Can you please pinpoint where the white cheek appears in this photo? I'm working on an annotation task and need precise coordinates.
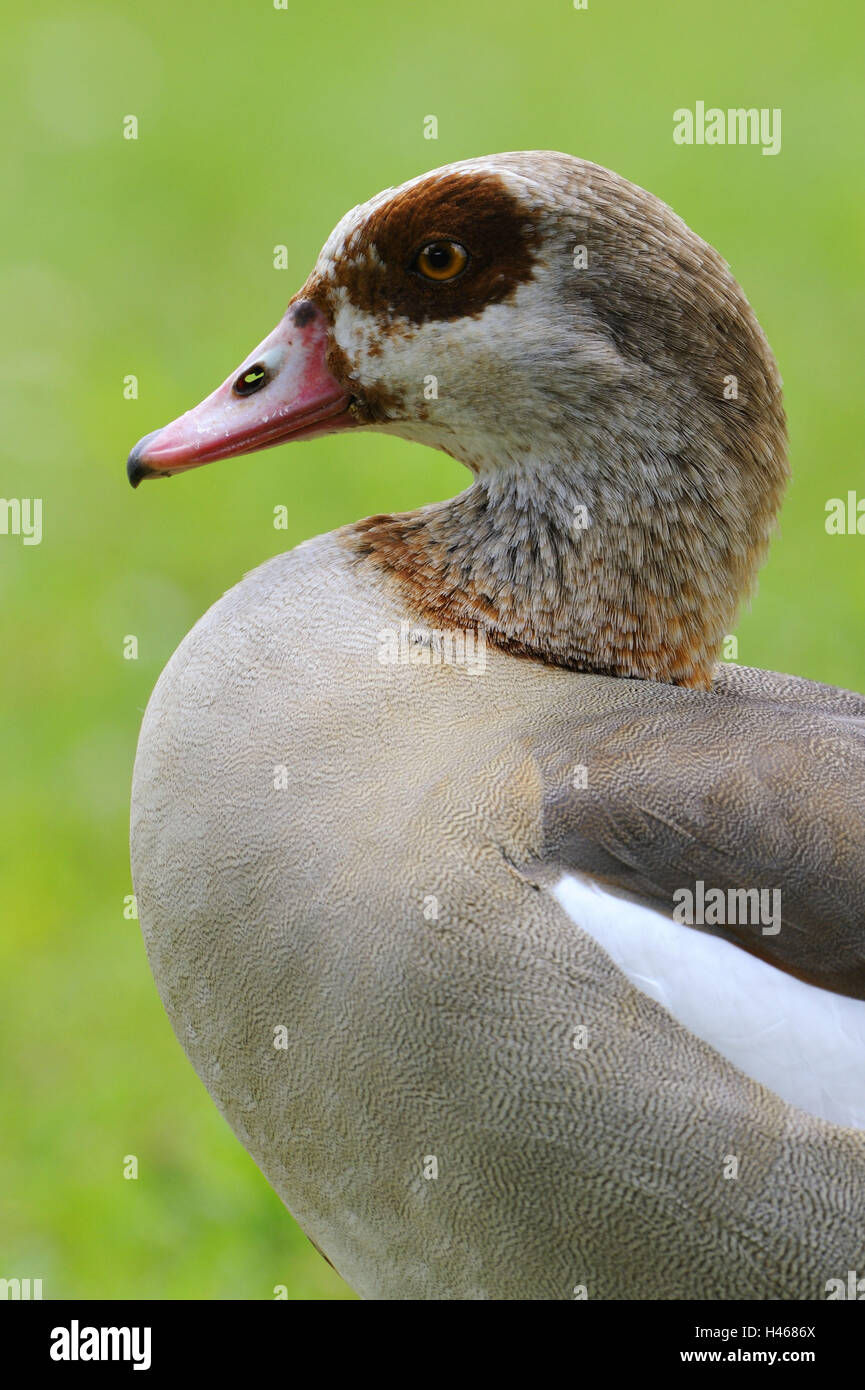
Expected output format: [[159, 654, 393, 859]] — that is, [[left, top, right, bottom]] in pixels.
[[330, 292, 391, 374], [327, 292, 416, 396], [328, 271, 581, 457]]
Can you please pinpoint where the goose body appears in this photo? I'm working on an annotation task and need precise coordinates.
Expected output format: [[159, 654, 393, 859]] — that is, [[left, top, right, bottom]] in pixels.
[[128, 152, 865, 1299]]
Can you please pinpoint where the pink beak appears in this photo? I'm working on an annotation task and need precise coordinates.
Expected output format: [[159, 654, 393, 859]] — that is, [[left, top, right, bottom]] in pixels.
[[127, 299, 356, 487]]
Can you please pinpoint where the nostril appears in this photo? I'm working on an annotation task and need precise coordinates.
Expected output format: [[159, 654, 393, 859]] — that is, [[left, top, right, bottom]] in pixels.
[[233, 363, 270, 397]]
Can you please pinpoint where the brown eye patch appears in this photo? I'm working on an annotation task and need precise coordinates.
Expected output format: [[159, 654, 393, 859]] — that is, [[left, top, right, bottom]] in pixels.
[[323, 170, 544, 326]]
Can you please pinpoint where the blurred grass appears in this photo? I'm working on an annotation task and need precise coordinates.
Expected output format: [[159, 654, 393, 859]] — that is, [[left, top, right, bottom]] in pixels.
[[0, 0, 862, 1299]]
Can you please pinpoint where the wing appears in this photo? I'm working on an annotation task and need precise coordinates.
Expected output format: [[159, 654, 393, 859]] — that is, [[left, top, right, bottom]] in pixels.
[[526, 664, 865, 1000]]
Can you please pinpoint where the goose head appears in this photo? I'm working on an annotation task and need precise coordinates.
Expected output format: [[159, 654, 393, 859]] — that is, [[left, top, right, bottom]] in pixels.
[[127, 152, 787, 688]]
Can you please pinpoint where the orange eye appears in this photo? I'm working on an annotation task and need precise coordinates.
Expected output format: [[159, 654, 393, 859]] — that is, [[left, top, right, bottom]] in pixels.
[[413, 240, 469, 281]]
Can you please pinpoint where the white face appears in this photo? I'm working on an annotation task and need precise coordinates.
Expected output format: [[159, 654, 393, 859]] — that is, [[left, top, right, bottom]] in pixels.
[[299, 156, 633, 480]]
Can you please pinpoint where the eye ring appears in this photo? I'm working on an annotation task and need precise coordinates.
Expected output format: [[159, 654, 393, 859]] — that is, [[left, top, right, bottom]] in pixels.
[[412, 239, 470, 282]]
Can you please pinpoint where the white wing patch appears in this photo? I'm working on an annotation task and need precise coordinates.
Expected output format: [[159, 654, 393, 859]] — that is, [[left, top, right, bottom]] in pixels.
[[553, 873, 865, 1131]]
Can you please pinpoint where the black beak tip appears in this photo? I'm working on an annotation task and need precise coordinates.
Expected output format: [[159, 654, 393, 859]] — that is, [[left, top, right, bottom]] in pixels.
[[127, 429, 166, 489], [126, 453, 146, 489]]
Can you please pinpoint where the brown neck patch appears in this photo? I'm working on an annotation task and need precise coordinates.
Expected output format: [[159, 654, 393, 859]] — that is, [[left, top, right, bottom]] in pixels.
[[310, 170, 545, 327], [340, 479, 764, 689]]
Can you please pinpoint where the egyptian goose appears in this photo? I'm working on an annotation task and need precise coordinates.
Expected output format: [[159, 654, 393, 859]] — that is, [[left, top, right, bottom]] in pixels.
[[127, 152, 865, 1300]]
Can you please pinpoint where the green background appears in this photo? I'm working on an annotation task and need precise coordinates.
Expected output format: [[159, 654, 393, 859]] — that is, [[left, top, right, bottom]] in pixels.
[[1, 0, 862, 1300]]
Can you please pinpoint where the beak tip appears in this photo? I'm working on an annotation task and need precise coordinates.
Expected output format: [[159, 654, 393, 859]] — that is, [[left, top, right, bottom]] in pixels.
[[127, 429, 166, 489]]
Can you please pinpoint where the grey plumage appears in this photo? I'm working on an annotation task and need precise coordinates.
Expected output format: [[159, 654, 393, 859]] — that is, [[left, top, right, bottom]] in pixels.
[[131, 536, 865, 1300]]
